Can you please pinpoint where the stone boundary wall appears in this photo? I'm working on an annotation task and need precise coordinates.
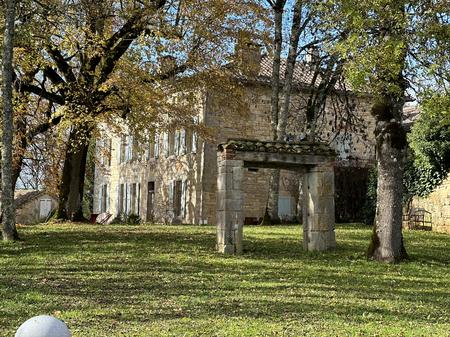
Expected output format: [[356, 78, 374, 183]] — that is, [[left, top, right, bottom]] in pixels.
[[412, 175, 450, 234]]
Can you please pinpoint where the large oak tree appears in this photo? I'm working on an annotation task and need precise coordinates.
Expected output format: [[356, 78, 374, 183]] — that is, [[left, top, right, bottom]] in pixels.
[[10, 0, 263, 221]]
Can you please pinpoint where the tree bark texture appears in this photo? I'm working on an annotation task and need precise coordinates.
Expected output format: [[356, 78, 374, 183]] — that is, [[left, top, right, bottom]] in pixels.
[[1, 0, 19, 241], [269, 4, 284, 139], [266, 3, 284, 223], [56, 125, 92, 221], [367, 98, 408, 262], [277, 0, 302, 139]]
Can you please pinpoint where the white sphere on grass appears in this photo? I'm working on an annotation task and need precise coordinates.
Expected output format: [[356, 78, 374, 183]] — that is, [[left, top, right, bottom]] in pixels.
[[15, 315, 71, 337]]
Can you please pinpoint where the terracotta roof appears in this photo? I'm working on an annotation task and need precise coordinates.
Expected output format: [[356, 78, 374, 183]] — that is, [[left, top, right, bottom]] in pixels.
[[218, 139, 336, 156], [233, 55, 349, 91], [14, 190, 45, 208]]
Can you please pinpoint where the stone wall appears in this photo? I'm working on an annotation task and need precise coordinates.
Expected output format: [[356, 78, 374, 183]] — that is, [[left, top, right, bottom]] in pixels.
[[16, 194, 58, 224], [412, 175, 450, 234]]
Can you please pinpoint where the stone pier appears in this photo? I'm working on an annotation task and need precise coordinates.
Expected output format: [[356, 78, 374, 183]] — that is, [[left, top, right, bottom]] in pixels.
[[303, 164, 336, 251], [216, 151, 244, 254]]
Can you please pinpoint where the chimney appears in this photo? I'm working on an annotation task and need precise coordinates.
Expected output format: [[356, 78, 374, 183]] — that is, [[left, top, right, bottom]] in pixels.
[[235, 31, 261, 77], [306, 46, 320, 66], [158, 55, 177, 78]]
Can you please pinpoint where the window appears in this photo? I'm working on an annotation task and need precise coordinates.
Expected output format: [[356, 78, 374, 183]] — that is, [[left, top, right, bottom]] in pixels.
[[119, 136, 127, 163], [147, 181, 155, 220], [192, 116, 199, 153], [130, 183, 141, 215], [173, 180, 182, 216], [132, 136, 139, 161], [99, 138, 111, 166], [163, 132, 169, 157], [126, 135, 133, 161], [106, 139, 112, 166], [174, 129, 187, 156], [154, 133, 159, 159], [147, 133, 155, 160], [192, 131, 197, 153], [130, 183, 137, 214], [125, 183, 131, 214], [171, 180, 187, 218], [118, 184, 125, 213], [169, 132, 175, 156], [174, 130, 180, 156], [180, 129, 186, 155], [137, 183, 141, 215], [99, 184, 108, 213]]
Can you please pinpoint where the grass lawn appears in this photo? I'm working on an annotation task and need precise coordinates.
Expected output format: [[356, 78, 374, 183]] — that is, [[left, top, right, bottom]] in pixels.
[[1, 223, 449, 336]]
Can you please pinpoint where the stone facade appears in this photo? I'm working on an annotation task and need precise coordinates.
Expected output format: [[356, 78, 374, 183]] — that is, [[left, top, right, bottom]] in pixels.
[[411, 175, 450, 234], [93, 57, 376, 225], [13, 190, 58, 224]]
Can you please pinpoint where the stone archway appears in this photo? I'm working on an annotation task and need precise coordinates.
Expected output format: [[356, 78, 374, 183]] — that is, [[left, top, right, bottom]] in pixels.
[[216, 139, 336, 254]]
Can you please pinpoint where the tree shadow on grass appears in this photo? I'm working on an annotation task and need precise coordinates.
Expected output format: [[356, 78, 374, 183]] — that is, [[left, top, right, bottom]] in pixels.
[[1, 224, 449, 334]]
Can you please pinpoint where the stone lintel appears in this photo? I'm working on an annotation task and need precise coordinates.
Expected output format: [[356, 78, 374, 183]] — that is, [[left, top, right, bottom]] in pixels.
[[234, 152, 334, 168]]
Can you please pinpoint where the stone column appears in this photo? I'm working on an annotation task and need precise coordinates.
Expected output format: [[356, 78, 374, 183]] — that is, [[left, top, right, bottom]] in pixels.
[[302, 163, 336, 251], [216, 149, 244, 254]]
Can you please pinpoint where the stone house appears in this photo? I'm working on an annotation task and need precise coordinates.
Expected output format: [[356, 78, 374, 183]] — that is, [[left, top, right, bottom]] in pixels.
[[13, 190, 58, 224], [93, 50, 376, 225]]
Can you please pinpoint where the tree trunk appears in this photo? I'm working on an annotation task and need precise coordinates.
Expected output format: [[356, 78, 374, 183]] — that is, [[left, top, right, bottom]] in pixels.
[[367, 98, 408, 262], [277, 0, 302, 139], [56, 125, 92, 221], [1, 0, 19, 241], [269, 5, 283, 138], [267, 170, 281, 223], [367, 1, 408, 263], [265, 3, 284, 224]]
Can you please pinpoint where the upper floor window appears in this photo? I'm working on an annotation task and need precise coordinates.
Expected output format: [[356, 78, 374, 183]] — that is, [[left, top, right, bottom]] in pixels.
[[98, 138, 112, 166]]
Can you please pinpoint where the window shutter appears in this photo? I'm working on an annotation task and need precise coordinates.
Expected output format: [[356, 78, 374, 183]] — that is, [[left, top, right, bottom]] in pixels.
[[127, 136, 133, 161], [106, 184, 110, 212], [174, 130, 179, 156], [186, 129, 192, 153], [168, 181, 174, 211], [180, 129, 186, 155], [137, 183, 141, 216], [98, 187, 103, 213], [116, 185, 119, 214], [117, 138, 122, 163], [155, 133, 159, 159], [126, 184, 131, 214], [145, 136, 150, 161], [164, 132, 169, 157], [192, 131, 197, 153], [107, 139, 112, 166], [181, 180, 187, 219]]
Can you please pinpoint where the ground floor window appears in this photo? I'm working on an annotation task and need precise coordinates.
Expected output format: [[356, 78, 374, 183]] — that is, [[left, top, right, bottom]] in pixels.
[[118, 184, 125, 214], [130, 183, 141, 215], [170, 180, 187, 218], [98, 184, 109, 213], [147, 181, 155, 220]]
